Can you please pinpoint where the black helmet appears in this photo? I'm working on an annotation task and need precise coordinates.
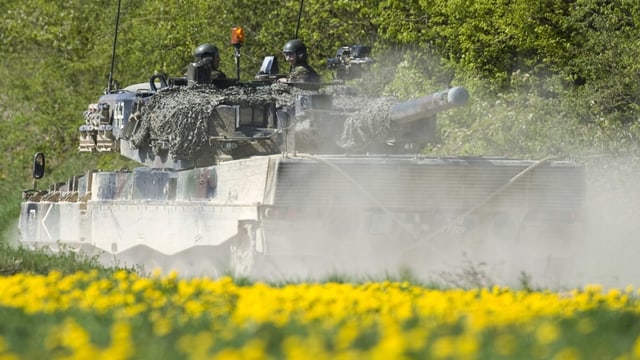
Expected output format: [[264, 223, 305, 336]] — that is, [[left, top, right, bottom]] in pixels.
[[193, 43, 219, 60], [283, 39, 308, 62]]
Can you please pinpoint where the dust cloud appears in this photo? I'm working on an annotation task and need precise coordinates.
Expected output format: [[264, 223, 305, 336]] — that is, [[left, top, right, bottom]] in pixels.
[[572, 156, 640, 288], [420, 155, 640, 291]]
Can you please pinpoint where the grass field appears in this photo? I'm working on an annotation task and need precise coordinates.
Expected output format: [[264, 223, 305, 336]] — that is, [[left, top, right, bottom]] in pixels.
[[1, 269, 640, 359]]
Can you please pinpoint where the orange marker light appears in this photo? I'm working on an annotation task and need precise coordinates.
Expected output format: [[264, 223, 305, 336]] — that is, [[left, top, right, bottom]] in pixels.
[[231, 26, 244, 45]]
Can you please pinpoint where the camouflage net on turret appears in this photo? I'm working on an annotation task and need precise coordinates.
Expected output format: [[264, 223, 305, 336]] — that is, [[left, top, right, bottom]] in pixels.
[[129, 82, 399, 158], [130, 83, 300, 160], [333, 94, 397, 151]]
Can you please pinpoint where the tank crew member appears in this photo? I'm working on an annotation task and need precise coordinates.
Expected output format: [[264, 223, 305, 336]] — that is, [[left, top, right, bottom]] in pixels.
[[278, 39, 320, 83], [192, 43, 227, 80]]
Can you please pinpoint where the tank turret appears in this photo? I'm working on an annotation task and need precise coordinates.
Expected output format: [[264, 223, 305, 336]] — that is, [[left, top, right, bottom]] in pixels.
[[77, 78, 468, 169]]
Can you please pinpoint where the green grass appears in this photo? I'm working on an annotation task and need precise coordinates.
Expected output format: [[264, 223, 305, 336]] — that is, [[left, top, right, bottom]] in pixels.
[[0, 242, 126, 277]]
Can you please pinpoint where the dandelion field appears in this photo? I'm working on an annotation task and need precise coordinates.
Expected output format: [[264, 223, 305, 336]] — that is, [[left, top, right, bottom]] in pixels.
[[0, 270, 639, 359]]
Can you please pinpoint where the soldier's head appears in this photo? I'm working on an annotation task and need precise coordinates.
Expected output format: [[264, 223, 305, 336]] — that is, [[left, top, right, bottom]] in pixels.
[[282, 39, 308, 65], [193, 43, 220, 69]]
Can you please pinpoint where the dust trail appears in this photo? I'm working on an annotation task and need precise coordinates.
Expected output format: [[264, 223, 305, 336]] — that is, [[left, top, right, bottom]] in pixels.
[[435, 155, 640, 290], [574, 156, 640, 288]]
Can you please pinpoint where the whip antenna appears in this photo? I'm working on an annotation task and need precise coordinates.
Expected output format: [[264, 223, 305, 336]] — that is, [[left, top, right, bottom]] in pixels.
[[107, 0, 122, 94], [294, 0, 304, 39], [289, 0, 304, 73]]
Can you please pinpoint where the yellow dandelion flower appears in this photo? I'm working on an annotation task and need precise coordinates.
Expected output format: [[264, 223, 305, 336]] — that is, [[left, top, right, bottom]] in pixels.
[[237, 339, 268, 360], [494, 333, 516, 357], [213, 348, 245, 360], [0, 337, 8, 352], [632, 335, 640, 359], [576, 318, 595, 335], [99, 321, 135, 360], [183, 299, 205, 318], [282, 335, 331, 360], [153, 317, 173, 337], [553, 347, 581, 360], [456, 333, 479, 359], [150, 268, 163, 278], [535, 321, 560, 345], [583, 284, 603, 295], [177, 331, 215, 359], [0, 337, 19, 360], [431, 336, 455, 359]]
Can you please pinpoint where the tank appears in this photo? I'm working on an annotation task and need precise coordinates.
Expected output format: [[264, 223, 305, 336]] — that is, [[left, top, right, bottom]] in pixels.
[[18, 55, 586, 284]]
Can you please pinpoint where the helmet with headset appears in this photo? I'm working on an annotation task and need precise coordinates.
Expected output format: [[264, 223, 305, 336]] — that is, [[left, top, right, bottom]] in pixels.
[[282, 39, 308, 62]]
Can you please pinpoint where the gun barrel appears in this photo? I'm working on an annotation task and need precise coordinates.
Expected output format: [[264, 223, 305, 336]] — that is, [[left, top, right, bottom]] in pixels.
[[389, 87, 469, 124]]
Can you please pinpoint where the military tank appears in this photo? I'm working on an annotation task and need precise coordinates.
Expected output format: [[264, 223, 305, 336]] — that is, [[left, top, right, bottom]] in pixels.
[[18, 38, 585, 283]]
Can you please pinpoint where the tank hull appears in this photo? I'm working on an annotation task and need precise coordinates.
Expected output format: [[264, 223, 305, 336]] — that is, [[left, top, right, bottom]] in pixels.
[[19, 154, 586, 284]]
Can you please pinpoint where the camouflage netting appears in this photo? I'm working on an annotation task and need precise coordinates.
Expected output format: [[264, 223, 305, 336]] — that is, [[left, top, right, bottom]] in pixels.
[[128, 82, 398, 158], [130, 83, 301, 160], [332, 93, 397, 151]]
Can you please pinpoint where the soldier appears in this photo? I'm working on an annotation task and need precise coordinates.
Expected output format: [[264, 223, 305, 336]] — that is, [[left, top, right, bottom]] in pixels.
[[192, 43, 227, 80], [279, 39, 320, 83]]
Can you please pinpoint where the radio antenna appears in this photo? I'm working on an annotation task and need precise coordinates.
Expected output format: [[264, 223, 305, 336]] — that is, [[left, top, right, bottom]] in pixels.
[[294, 0, 304, 39], [107, 0, 123, 94]]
